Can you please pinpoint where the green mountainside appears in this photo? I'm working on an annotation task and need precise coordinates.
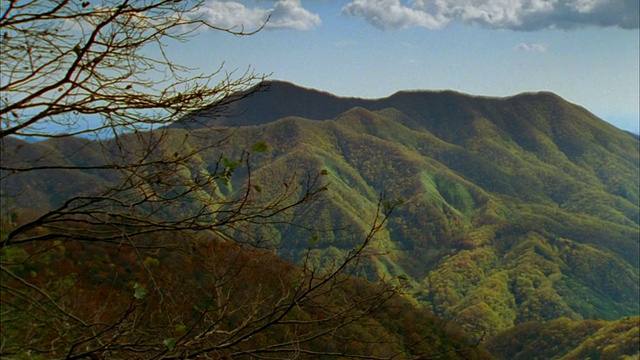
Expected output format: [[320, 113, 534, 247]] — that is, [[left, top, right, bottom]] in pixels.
[[485, 316, 639, 359], [2, 81, 638, 357]]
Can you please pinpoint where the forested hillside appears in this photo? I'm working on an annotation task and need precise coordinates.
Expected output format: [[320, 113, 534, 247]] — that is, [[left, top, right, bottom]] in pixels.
[[2, 81, 638, 358], [180, 81, 639, 335]]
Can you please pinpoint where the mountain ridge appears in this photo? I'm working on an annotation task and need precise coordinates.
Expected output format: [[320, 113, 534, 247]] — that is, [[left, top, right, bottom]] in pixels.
[[3, 80, 638, 357], [178, 80, 630, 135], [174, 89, 639, 339]]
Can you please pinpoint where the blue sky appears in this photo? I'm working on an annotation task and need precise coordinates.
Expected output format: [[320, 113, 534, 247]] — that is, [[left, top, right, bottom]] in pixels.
[[173, 0, 639, 132]]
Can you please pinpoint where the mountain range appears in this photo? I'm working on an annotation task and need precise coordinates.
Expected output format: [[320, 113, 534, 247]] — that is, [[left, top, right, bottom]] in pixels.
[[2, 80, 638, 358]]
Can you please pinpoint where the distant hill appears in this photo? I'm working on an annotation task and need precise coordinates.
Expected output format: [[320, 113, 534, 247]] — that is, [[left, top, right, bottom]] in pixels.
[[3, 81, 638, 358], [172, 81, 373, 128]]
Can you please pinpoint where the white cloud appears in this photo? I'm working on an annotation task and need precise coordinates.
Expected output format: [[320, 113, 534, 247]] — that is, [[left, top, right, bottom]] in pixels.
[[516, 42, 549, 52], [196, 1, 269, 31], [569, 0, 601, 13], [342, 0, 448, 29], [343, 0, 639, 30], [195, 0, 320, 31], [268, 0, 321, 30]]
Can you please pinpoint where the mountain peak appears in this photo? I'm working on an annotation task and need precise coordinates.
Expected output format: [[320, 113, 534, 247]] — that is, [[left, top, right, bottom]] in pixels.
[[174, 80, 618, 144], [174, 80, 373, 128]]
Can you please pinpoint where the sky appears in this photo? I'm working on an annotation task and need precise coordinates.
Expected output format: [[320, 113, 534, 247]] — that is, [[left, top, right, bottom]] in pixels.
[[171, 0, 639, 133]]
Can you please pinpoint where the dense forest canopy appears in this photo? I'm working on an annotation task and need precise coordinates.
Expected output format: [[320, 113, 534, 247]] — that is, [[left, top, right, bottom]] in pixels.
[[1, 0, 638, 357]]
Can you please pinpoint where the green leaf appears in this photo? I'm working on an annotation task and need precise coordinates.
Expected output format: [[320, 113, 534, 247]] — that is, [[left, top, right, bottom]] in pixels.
[[251, 141, 268, 153], [253, 184, 262, 192], [164, 337, 175, 351], [219, 177, 229, 186], [133, 283, 147, 299], [222, 157, 240, 171], [175, 324, 187, 333], [320, 169, 329, 175], [397, 274, 409, 281], [309, 233, 318, 246]]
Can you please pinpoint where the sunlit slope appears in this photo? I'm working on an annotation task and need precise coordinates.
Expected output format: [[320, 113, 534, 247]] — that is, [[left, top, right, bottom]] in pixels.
[[3, 82, 638, 348], [192, 96, 638, 340]]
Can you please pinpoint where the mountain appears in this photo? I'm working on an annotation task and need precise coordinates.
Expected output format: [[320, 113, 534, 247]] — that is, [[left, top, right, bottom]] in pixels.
[[2, 81, 638, 358], [172, 81, 373, 128], [484, 316, 639, 359]]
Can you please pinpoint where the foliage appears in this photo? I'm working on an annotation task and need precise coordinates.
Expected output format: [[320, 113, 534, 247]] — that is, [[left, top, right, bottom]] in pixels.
[[172, 84, 639, 349], [0, 226, 491, 359], [485, 316, 640, 359]]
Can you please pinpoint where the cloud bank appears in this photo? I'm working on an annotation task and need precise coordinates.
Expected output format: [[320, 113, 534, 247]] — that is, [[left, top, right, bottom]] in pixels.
[[196, 0, 321, 31], [342, 0, 639, 30]]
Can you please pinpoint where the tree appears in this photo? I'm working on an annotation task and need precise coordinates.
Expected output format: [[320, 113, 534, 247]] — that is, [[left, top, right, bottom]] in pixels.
[[0, 0, 265, 140], [0, 1, 485, 359], [0, 0, 275, 246]]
